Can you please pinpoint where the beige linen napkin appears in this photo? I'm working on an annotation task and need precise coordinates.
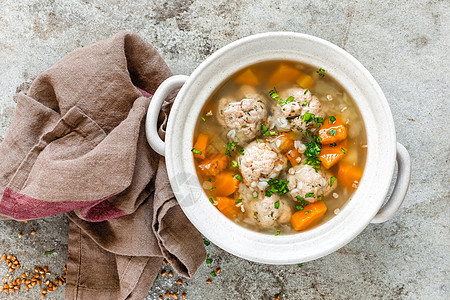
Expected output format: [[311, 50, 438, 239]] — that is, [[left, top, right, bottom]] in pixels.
[[0, 31, 205, 299]]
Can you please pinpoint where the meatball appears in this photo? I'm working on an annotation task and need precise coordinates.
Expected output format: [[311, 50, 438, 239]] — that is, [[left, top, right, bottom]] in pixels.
[[244, 194, 291, 228], [219, 98, 267, 143], [286, 164, 336, 202], [238, 141, 287, 186], [270, 88, 323, 132]]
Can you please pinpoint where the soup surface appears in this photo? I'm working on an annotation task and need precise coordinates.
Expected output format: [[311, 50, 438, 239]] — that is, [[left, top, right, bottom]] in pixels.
[[192, 60, 366, 235]]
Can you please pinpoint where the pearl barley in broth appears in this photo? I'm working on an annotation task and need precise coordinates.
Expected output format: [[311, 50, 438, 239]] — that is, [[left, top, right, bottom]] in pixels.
[[191, 61, 367, 235]]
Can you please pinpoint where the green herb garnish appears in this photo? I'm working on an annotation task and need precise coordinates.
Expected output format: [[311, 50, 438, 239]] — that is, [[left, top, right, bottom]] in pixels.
[[274, 201, 280, 209], [275, 230, 281, 236], [305, 210, 312, 215], [302, 101, 308, 106], [206, 258, 213, 264], [341, 148, 346, 154], [265, 179, 290, 197], [44, 249, 55, 255], [302, 112, 315, 124], [304, 89, 309, 95], [235, 199, 243, 204], [305, 192, 314, 198], [269, 131, 277, 136], [191, 148, 202, 155], [262, 123, 269, 136], [329, 116, 336, 124], [209, 198, 214, 204], [327, 129, 337, 136], [316, 67, 326, 78], [303, 139, 322, 170], [330, 176, 336, 187], [232, 160, 239, 169], [297, 263, 303, 268], [329, 143, 337, 147], [210, 187, 216, 191], [203, 239, 211, 246], [233, 174, 243, 181], [225, 142, 238, 157], [153, 274, 159, 283], [295, 205, 304, 210], [210, 271, 217, 277], [318, 196, 323, 201], [269, 88, 295, 106], [201, 117, 206, 121], [314, 117, 324, 123]]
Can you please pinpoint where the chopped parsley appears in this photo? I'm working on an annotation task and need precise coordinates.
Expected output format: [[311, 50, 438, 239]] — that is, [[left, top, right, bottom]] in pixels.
[[275, 230, 281, 236], [203, 239, 211, 246], [314, 117, 324, 123], [316, 67, 326, 78], [201, 117, 206, 121], [305, 192, 314, 198], [341, 148, 346, 154], [232, 174, 243, 181], [191, 148, 202, 155], [44, 249, 55, 255], [225, 142, 238, 157], [208, 178, 212, 182], [302, 112, 315, 124], [274, 201, 280, 209], [330, 176, 336, 187], [329, 143, 337, 147], [209, 198, 214, 204], [269, 88, 295, 106], [237, 147, 245, 155], [206, 258, 213, 264], [318, 196, 323, 201], [153, 274, 159, 283], [304, 89, 309, 95], [329, 116, 336, 124], [235, 199, 243, 204], [327, 129, 337, 136], [297, 263, 303, 268], [265, 179, 290, 197], [303, 139, 322, 170], [302, 101, 308, 106], [269, 131, 277, 136], [232, 160, 239, 169], [210, 187, 216, 191], [262, 123, 269, 136], [305, 210, 312, 215], [210, 271, 216, 277], [296, 196, 309, 206]]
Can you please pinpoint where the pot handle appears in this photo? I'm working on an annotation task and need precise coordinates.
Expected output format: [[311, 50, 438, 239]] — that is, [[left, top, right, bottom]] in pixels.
[[371, 142, 411, 223], [145, 75, 189, 156]]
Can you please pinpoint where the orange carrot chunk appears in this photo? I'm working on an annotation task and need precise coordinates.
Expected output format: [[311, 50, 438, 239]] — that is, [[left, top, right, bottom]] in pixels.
[[234, 68, 260, 86], [214, 171, 240, 196], [319, 141, 348, 169], [274, 133, 295, 153], [198, 154, 229, 177], [287, 149, 301, 166], [215, 197, 240, 218], [338, 163, 363, 190], [318, 115, 347, 145], [296, 73, 314, 89], [291, 201, 327, 231], [192, 133, 209, 160], [268, 63, 301, 86]]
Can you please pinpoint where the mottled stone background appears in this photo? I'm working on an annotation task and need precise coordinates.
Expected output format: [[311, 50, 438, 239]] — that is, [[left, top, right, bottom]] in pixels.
[[0, 1, 448, 299]]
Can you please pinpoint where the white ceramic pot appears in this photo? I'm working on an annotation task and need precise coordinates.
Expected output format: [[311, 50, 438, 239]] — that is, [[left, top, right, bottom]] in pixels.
[[145, 32, 411, 264]]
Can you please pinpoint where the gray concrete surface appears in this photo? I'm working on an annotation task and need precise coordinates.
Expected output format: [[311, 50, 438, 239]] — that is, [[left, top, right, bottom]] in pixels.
[[0, 0, 449, 299]]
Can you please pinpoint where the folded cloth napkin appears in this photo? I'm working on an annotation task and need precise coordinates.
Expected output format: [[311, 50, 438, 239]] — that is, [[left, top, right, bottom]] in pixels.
[[0, 31, 206, 299]]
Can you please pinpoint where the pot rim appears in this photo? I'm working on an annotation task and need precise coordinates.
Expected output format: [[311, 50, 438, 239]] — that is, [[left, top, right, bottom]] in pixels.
[[164, 32, 396, 264]]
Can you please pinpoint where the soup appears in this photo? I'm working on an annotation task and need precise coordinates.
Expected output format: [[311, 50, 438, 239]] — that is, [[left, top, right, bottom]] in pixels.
[[191, 60, 367, 235]]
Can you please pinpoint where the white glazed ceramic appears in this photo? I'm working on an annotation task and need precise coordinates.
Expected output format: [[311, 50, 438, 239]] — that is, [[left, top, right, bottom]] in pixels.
[[145, 32, 411, 264]]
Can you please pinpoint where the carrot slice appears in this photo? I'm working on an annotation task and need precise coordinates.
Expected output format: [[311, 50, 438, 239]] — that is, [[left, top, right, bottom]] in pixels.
[[234, 68, 260, 86], [193, 133, 209, 159], [214, 171, 240, 196], [296, 73, 314, 89], [198, 154, 229, 177], [287, 149, 301, 166], [215, 197, 240, 218], [268, 64, 301, 86], [338, 163, 363, 190], [318, 115, 347, 145], [319, 141, 348, 169], [274, 133, 295, 153], [291, 201, 327, 231]]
